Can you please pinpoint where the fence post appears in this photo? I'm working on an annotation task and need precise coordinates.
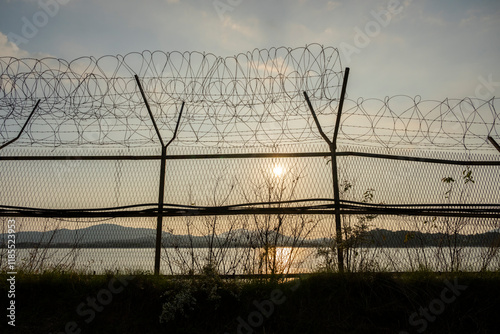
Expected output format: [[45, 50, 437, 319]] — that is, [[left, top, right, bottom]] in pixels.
[[135, 75, 185, 275], [155, 102, 184, 275], [154, 145, 167, 275], [329, 145, 343, 271], [303, 67, 350, 272], [331, 68, 350, 272]]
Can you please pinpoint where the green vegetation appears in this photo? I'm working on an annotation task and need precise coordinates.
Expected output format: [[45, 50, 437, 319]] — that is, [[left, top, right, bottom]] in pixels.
[[2, 269, 500, 333]]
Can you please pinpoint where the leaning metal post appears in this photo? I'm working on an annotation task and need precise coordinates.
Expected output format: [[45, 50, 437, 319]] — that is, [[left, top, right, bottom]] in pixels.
[[0, 99, 41, 150], [488, 136, 500, 154], [135, 74, 185, 275], [304, 67, 350, 272], [332, 67, 350, 272]]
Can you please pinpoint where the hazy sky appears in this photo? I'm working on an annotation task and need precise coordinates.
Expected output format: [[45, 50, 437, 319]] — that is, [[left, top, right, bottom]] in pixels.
[[0, 0, 499, 100]]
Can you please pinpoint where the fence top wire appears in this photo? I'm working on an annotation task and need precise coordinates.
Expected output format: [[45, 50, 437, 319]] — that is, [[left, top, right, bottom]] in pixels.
[[0, 44, 499, 151]]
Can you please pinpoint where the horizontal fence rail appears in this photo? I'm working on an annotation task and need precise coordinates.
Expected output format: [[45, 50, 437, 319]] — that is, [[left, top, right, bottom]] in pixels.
[[2, 151, 499, 164], [2, 202, 500, 218]]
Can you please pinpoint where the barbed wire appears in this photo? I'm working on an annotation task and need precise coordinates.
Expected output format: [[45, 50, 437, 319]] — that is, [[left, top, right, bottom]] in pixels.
[[0, 44, 498, 150], [341, 96, 499, 150]]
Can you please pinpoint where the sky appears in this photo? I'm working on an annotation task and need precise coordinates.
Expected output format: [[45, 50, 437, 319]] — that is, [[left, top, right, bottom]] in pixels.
[[0, 0, 499, 101]]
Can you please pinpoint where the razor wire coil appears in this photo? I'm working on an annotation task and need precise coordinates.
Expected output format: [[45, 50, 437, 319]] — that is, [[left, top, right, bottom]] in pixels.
[[0, 44, 498, 151]]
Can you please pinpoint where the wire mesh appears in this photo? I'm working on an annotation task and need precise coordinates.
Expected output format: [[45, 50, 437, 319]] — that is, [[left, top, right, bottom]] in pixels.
[[1, 144, 498, 273], [335, 146, 500, 272], [1, 45, 499, 274]]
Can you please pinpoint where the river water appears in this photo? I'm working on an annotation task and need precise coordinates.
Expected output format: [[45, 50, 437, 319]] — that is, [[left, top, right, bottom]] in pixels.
[[6, 246, 500, 274]]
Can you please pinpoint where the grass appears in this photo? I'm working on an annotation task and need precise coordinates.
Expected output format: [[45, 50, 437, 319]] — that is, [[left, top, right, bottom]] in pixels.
[[1, 269, 500, 333]]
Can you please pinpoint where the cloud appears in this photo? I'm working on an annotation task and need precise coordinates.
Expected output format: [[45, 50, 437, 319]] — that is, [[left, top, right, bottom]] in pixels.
[[421, 14, 447, 27], [221, 16, 261, 40], [460, 7, 500, 32], [0, 31, 54, 60], [0, 31, 30, 58], [326, 1, 341, 11]]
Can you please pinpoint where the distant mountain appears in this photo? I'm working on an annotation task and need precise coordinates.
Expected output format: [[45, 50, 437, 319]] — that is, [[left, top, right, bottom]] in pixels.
[[1, 224, 498, 248], [338, 228, 500, 248], [0, 223, 159, 248], [0, 224, 316, 248]]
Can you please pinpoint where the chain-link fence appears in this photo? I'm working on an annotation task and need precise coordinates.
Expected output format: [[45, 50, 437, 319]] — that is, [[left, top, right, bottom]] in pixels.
[[1, 144, 499, 274], [1, 45, 499, 275]]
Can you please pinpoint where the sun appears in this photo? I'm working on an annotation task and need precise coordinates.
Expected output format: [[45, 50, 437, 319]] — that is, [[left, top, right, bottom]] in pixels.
[[272, 164, 284, 177]]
